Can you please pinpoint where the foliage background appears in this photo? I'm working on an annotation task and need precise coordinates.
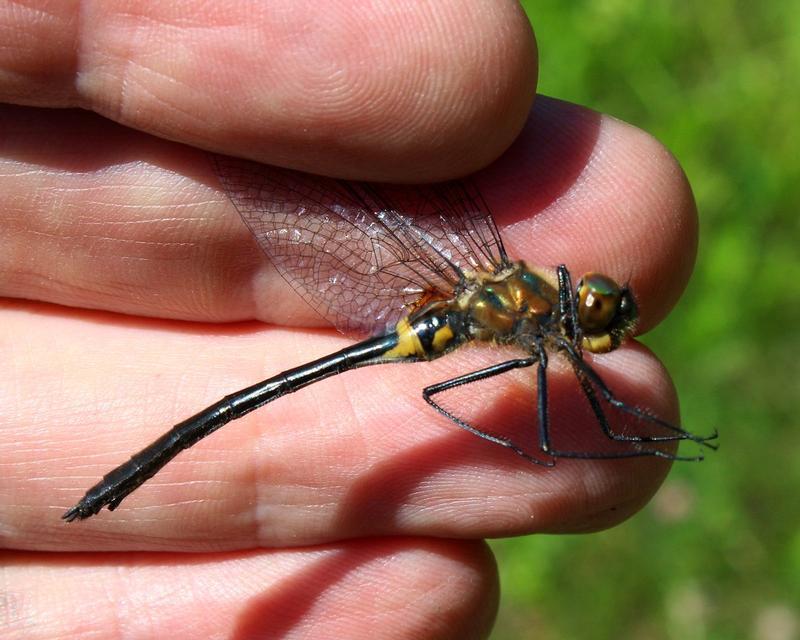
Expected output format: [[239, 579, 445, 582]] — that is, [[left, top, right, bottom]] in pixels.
[[490, 3, 800, 639]]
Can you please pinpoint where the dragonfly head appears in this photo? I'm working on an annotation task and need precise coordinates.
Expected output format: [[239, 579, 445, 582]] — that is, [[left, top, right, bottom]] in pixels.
[[575, 273, 638, 353]]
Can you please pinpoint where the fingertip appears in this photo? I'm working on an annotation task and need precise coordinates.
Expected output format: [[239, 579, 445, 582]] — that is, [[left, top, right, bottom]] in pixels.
[[610, 124, 699, 332]]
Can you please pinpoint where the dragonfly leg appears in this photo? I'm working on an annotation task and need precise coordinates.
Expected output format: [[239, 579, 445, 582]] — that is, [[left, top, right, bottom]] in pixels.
[[533, 344, 700, 462], [557, 264, 582, 349], [557, 338, 719, 451], [421, 357, 551, 466], [535, 339, 718, 461]]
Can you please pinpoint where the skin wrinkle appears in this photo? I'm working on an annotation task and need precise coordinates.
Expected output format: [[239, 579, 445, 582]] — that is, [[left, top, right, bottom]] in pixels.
[[112, 14, 171, 121], [334, 367, 374, 467], [133, 73, 203, 132], [0, 3, 70, 104], [100, 564, 125, 639]]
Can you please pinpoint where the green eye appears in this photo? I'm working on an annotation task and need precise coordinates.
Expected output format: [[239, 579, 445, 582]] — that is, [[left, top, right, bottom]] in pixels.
[[577, 273, 621, 332]]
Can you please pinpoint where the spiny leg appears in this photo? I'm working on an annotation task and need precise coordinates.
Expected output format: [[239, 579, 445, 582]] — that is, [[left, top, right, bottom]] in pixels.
[[423, 351, 697, 465], [532, 337, 710, 461], [574, 363, 712, 461], [572, 361, 707, 448], [421, 357, 552, 466], [558, 337, 718, 449]]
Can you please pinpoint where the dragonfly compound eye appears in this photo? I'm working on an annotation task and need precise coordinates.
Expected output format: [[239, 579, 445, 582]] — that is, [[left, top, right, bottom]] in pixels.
[[577, 273, 621, 332], [575, 272, 639, 353]]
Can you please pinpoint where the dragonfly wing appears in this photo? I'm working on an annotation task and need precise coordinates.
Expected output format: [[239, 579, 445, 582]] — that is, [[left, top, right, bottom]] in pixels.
[[212, 155, 509, 336], [366, 179, 509, 276]]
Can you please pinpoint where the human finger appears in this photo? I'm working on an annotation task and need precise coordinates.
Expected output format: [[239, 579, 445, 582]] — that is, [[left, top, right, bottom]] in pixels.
[[1, 538, 497, 639], [0, 0, 536, 181]]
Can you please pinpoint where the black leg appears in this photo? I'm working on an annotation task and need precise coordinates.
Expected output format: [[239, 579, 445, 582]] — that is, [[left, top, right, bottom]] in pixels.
[[423, 336, 717, 466], [535, 339, 551, 453], [573, 363, 696, 444], [525, 337, 683, 460], [421, 357, 552, 466], [557, 264, 581, 350], [558, 337, 719, 451]]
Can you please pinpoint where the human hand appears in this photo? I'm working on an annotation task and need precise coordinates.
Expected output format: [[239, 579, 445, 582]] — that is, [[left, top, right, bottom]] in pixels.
[[1, 2, 697, 638]]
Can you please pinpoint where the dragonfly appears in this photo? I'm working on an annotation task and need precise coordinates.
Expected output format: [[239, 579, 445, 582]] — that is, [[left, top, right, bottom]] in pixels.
[[63, 155, 718, 521]]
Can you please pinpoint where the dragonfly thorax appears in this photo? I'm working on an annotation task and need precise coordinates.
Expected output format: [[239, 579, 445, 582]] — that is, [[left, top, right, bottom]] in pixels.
[[384, 263, 639, 362], [383, 262, 561, 361], [460, 262, 559, 344]]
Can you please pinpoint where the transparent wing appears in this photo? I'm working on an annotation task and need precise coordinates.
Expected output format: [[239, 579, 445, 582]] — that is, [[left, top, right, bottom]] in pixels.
[[212, 154, 510, 336]]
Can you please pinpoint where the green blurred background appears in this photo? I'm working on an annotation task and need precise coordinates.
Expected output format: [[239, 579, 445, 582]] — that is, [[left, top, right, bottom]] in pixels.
[[490, 2, 800, 639]]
